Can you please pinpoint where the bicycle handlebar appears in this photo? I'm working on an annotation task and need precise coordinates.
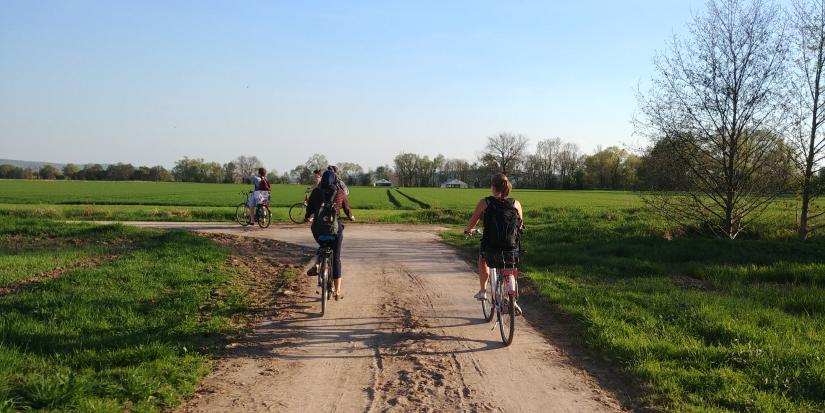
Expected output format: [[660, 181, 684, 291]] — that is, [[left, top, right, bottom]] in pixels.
[[303, 215, 355, 224], [464, 227, 481, 240]]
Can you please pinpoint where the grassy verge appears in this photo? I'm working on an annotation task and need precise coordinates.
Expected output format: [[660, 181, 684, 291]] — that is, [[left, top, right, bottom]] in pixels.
[[443, 207, 825, 412], [0, 220, 141, 288], [0, 219, 252, 412], [0, 203, 469, 225]]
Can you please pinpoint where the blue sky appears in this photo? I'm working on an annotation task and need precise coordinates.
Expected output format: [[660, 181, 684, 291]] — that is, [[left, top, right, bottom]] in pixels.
[[0, 0, 700, 171]]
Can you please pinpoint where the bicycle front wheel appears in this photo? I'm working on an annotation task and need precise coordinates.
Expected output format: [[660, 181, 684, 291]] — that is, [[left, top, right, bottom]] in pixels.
[[258, 206, 272, 228], [498, 280, 516, 346], [235, 203, 250, 226], [289, 202, 305, 224]]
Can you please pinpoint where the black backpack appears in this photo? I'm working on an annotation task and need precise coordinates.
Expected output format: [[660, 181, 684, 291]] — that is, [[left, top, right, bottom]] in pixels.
[[311, 187, 339, 239], [483, 196, 520, 251]]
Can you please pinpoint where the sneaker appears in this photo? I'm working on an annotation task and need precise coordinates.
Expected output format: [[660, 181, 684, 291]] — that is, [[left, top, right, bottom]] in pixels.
[[307, 265, 318, 277], [473, 289, 487, 300]]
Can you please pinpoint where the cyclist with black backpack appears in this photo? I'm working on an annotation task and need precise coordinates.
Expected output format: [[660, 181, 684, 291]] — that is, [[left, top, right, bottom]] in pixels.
[[304, 169, 354, 300], [464, 173, 523, 314]]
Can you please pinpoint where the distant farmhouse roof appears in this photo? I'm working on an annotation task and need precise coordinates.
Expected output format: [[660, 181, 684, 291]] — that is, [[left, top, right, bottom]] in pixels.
[[372, 178, 393, 187], [441, 178, 468, 188]]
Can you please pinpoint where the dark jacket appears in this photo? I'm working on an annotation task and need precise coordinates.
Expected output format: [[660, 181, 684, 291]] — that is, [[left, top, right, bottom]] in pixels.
[[304, 171, 352, 221]]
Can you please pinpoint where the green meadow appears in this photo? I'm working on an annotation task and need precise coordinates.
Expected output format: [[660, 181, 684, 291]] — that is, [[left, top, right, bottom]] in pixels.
[[0, 219, 251, 412], [444, 206, 825, 412]]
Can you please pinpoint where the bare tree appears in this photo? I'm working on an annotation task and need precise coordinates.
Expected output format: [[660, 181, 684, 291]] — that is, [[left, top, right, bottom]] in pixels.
[[535, 138, 562, 188], [335, 162, 364, 185], [234, 155, 264, 181], [443, 158, 471, 182], [558, 142, 582, 188], [638, 0, 790, 239], [393, 152, 418, 187], [482, 132, 529, 175], [289, 154, 329, 184], [789, 0, 825, 239]]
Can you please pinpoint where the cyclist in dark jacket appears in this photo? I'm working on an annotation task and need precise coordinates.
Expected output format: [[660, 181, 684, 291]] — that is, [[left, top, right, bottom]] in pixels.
[[304, 169, 354, 299]]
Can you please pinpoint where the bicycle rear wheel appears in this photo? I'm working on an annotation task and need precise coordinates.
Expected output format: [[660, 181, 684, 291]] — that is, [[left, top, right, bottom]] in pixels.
[[289, 202, 305, 224], [320, 258, 328, 316], [481, 269, 496, 322], [235, 203, 250, 226], [258, 206, 272, 228], [498, 278, 516, 346]]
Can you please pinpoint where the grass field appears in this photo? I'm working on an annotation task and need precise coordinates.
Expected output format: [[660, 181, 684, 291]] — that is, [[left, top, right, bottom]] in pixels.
[[445, 207, 825, 412], [0, 181, 802, 237], [0, 180, 402, 209], [0, 180, 643, 210], [0, 219, 251, 412], [1, 179, 823, 411]]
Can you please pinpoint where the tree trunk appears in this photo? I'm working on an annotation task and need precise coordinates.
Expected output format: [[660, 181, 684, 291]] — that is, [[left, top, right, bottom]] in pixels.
[[799, 175, 811, 240], [799, 36, 823, 240]]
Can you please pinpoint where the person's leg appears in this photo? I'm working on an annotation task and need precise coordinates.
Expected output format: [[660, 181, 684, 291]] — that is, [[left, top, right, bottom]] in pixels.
[[473, 254, 490, 300], [246, 196, 256, 224], [478, 255, 490, 291], [332, 223, 344, 296]]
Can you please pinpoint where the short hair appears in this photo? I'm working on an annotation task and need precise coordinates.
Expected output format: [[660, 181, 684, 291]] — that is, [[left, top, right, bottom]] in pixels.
[[258, 167, 266, 176], [313, 169, 322, 176]]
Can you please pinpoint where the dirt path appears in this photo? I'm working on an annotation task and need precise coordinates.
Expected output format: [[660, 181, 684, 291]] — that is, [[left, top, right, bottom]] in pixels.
[[128, 222, 627, 412]]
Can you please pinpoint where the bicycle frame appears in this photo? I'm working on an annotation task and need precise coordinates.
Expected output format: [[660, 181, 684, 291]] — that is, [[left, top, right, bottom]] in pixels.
[[487, 262, 519, 311]]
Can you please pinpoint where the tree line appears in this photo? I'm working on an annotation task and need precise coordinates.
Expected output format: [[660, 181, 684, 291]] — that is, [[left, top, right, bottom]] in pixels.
[[0, 163, 175, 181], [1, 138, 745, 192], [286, 142, 648, 190], [0, 156, 281, 184]]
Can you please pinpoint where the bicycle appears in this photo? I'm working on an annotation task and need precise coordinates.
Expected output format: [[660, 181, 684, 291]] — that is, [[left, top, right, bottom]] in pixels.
[[235, 191, 272, 228], [313, 234, 337, 316], [288, 189, 311, 224], [466, 229, 520, 346]]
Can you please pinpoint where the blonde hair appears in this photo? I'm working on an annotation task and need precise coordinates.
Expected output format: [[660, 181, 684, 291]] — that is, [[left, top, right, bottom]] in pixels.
[[491, 173, 512, 197]]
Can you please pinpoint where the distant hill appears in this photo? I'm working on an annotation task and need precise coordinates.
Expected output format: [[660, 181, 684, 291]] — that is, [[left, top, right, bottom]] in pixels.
[[0, 159, 67, 170]]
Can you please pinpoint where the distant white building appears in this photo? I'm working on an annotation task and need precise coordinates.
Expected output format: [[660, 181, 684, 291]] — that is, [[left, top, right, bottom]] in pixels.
[[373, 178, 393, 187], [441, 178, 468, 188]]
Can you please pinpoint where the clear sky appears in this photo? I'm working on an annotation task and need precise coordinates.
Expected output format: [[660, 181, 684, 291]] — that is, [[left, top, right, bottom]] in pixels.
[[0, 0, 700, 172]]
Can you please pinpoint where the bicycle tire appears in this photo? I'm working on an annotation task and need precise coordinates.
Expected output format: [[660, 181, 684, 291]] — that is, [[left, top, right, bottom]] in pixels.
[[258, 206, 272, 228], [481, 269, 495, 322], [235, 203, 250, 226], [498, 278, 516, 346], [289, 202, 305, 224], [320, 258, 328, 316]]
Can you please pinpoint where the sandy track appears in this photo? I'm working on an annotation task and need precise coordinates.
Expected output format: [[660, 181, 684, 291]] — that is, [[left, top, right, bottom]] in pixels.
[[127, 222, 625, 413]]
